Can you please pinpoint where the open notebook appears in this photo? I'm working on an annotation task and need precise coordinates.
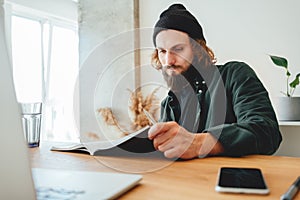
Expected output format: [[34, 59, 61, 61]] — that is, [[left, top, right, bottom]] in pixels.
[[0, 6, 142, 199]]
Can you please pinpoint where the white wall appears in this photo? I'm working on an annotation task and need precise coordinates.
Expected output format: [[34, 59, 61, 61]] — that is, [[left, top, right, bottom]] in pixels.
[[139, 0, 300, 157], [275, 126, 300, 157], [78, 0, 137, 140], [140, 0, 300, 98]]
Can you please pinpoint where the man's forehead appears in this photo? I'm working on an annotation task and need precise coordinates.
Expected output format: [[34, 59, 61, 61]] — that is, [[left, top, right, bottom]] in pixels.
[[156, 29, 190, 49]]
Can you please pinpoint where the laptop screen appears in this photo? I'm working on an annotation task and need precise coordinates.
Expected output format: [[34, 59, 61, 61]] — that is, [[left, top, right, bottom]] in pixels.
[[0, 3, 36, 199]]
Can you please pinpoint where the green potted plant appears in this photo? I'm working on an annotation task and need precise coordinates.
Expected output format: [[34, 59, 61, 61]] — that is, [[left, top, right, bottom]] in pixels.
[[269, 55, 300, 121]]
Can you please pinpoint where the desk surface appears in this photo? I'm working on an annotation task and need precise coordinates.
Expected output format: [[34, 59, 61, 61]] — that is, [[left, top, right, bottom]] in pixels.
[[30, 142, 300, 200]]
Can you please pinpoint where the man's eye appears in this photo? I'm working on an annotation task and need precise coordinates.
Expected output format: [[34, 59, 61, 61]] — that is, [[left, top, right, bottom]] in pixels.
[[174, 47, 183, 52], [158, 49, 166, 54]]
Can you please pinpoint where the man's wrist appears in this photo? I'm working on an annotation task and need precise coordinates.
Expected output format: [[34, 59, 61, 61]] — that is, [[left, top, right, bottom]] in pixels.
[[195, 133, 224, 157]]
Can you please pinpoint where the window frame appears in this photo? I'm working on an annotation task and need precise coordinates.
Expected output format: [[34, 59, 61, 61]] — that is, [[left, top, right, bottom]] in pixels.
[[5, 0, 80, 142]]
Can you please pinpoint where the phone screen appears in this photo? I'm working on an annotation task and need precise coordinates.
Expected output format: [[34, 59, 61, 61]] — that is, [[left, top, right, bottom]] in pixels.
[[216, 167, 269, 194]]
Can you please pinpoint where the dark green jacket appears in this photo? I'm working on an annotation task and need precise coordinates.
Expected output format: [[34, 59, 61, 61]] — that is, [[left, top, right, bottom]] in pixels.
[[160, 61, 282, 157]]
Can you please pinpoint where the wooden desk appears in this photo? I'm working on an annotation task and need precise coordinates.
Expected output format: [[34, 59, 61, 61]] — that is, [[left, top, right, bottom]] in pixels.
[[30, 142, 300, 200]]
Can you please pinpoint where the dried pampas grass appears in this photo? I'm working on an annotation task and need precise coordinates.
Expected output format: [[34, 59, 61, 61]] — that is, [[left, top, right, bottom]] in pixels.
[[97, 107, 128, 135], [97, 87, 161, 137], [97, 107, 119, 126], [81, 132, 101, 142], [128, 87, 160, 130]]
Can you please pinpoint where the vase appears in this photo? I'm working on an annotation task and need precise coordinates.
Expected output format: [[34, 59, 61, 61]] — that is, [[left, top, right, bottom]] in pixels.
[[273, 97, 300, 121]]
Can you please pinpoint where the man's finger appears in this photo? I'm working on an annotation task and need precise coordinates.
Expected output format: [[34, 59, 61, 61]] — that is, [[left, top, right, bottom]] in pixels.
[[148, 122, 175, 139]]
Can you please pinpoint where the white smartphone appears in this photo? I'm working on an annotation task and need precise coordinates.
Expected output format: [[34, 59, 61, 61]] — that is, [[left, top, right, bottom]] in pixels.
[[215, 167, 269, 195]]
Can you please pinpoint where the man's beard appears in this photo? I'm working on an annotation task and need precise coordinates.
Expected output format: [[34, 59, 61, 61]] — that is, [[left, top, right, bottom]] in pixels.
[[162, 65, 190, 92]]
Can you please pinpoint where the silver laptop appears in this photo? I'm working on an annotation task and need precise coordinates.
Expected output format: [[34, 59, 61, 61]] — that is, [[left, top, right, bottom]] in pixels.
[[0, 6, 142, 200]]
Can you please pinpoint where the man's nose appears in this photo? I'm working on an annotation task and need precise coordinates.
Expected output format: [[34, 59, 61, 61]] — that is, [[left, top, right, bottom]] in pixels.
[[166, 51, 176, 66]]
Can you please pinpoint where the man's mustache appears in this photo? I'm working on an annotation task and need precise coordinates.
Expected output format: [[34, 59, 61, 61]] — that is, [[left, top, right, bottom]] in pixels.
[[163, 65, 182, 70]]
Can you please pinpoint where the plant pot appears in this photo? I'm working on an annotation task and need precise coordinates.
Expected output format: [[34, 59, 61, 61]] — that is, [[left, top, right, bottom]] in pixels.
[[273, 97, 300, 121]]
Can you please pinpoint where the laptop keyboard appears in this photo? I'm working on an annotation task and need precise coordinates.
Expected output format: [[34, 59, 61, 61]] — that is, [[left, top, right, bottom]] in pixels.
[[36, 187, 85, 200]]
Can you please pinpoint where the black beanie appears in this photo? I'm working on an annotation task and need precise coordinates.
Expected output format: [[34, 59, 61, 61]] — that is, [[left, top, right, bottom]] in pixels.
[[153, 4, 206, 47]]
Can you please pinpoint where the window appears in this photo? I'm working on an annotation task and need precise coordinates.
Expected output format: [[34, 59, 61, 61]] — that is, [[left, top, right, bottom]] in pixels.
[[7, 1, 79, 142]]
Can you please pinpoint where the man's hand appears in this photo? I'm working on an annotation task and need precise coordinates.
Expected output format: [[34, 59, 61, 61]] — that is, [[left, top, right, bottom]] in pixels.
[[148, 121, 224, 159]]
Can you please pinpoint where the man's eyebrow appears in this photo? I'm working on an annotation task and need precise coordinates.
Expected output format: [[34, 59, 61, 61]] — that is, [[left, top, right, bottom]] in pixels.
[[171, 43, 185, 49], [156, 43, 187, 50]]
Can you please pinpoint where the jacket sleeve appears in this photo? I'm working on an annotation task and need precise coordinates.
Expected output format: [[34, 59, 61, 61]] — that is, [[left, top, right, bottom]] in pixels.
[[205, 62, 282, 157]]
